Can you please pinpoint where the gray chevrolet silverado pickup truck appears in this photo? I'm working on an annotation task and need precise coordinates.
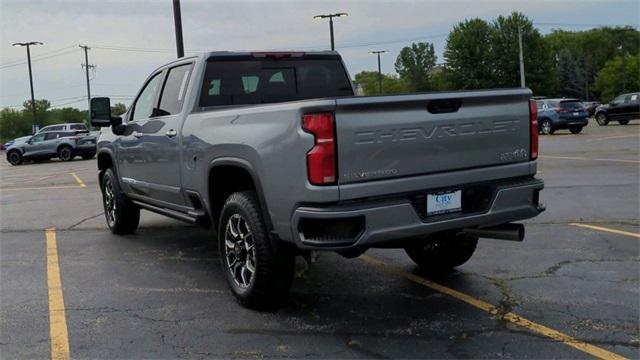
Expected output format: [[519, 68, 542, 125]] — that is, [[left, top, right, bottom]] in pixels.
[[90, 51, 544, 308]]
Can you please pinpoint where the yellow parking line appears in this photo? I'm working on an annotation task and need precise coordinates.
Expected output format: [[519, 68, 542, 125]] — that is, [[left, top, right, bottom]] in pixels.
[[540, 155, 640, 164], [70, 172, 86, 187], [570, 223, 640, 239], [46, 228, 70, 360], [359, 254, 628, 360], [0, 185, 84, 192]]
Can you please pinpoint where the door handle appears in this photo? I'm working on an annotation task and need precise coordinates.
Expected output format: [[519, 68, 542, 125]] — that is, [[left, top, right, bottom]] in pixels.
[[165, 129, 177, 138], [132, 131, 143, 138]]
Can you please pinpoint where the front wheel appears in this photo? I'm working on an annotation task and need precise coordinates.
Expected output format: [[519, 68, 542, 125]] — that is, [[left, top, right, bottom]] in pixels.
[[101, 168, 140, 234], [219, 191, 295, 309], [7, 150, 22, 166], [58, 146, 75, 161], [619, 120, 630, 125], [404, 233, 478, 271], [595, 113, 609, 126], [569, 126, 583, 134], [540, 119, 554, 135]]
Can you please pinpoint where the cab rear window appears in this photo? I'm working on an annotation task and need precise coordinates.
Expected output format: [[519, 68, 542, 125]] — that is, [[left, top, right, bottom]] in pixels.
[[199, 57, 353, 108], [560, 101, 584, 111]]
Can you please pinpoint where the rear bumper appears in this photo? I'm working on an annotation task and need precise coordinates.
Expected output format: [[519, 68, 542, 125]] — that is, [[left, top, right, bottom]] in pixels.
[[75, 143, 96, 154], [290, 177, 544, 250], [554, 117, 589, 128]]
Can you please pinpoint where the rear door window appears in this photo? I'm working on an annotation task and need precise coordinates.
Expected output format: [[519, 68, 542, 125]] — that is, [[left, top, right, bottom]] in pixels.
[[70, 124, 87, 130], [158, 63, 193, 116], [44, 132, 61, 141]]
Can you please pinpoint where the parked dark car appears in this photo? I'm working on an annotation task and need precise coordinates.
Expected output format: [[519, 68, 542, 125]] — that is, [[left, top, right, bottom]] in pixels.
[[535, 98, 589, 135], [594, 92, 640, 126], [582, 101, 600, 116]]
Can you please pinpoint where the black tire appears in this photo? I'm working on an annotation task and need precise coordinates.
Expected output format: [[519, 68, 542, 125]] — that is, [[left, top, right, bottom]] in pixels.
[[58, 145, 75, 161], [619, 119, 630, 125], [7, 150, 22, 166], [100, 168, 140, 234], [81, 153, 95, 160], [218, 191, 295, 309], [405, 233, 478, 271], [540, 119, 554, 135], [569, 126, 583, 134], [595, 112, 609, 126]]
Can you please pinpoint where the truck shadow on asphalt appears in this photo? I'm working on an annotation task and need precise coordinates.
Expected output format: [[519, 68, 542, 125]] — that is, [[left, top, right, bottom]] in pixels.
[[105, 226, 518, 356]]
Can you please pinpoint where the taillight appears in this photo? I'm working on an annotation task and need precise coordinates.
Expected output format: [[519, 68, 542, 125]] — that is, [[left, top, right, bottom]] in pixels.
[[302, 113, 336, 185], [529, 99, 538, 160]]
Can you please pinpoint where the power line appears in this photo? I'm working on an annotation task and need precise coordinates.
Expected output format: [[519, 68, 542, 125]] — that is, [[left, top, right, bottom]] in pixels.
[[0, 48, 79, 69], [0, 45, 76, 66]]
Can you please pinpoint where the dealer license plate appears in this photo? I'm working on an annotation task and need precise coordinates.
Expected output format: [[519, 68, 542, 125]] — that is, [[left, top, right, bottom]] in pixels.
[[427, 190, 462, 216], [573, 112, 579, 116]]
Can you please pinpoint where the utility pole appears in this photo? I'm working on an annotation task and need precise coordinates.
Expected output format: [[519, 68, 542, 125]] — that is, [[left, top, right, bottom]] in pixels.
[[369, 50, 388, 94], [79, 45, 95, 125], [518, 27, 525, 88], [12, 41, 43, 134], [173, 0, 185, 58], [313, 13, 348, 51]]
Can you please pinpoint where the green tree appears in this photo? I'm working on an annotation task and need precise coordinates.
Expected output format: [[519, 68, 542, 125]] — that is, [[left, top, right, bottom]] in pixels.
[[443, 18, 495, 89], [595, 54, 640, 103], [0, 108, 31, 143], [354, 71, 412, 95], [394, 42, 437, 91], [556, 49, 584, 99], [545, 26, 639, 100], [22, 99, 51, 128], [491, 12, 553, 95], [111, 103, 127, 116]]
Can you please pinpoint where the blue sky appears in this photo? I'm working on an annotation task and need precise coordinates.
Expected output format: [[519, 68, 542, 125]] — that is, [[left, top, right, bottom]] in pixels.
[[1, 0, 638, 110]]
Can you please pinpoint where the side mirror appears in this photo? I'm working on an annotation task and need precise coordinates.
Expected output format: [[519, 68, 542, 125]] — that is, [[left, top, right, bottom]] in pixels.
[[90, 97, 113, 127]]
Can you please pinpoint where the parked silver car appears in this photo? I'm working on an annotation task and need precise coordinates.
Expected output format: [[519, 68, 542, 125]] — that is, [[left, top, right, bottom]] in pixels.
[[5, 130, 97, 165]]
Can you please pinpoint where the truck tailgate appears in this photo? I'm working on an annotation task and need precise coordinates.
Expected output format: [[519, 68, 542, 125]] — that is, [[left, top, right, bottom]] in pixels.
[[334, 89, 532, 184]]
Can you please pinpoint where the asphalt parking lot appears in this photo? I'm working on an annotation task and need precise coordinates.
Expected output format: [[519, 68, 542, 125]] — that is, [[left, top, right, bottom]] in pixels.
[[1, 123, 638, 359]]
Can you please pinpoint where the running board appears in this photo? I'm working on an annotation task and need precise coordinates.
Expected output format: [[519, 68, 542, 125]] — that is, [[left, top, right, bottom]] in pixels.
[[132, 200, 206, 224]]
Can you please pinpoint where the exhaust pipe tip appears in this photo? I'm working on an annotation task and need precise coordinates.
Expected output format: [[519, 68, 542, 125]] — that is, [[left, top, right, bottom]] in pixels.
[[463, 223, 525, 241]]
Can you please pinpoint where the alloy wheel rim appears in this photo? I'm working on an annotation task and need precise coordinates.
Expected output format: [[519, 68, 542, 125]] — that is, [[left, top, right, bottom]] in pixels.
[[224, 213, 256, 289], [542, 121, 551, 134], [104, 179, 116, 226], [9, 153, 19, 164], [61, 148, 71, 160]]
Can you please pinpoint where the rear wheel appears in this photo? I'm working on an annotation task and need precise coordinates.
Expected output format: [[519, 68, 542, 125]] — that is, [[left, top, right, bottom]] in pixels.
[[540, 119, 554, 135], [404, 233, 478, 271], [58, 145, 74, 161], [619, 120, 630, 125], [101, 168, 140, 234], [219, 191, 295, 309], [7, 150, 22, 166], [569, 126, 583, 134], [595, 113, 609, 126]]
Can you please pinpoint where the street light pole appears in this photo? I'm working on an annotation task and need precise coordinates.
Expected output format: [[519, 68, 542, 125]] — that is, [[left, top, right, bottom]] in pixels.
[[12, 41, 43, 134], [173, 0, 185, 58], [518, 27, 525, 88], [369, 50, 388, 94], [313, 13, 348, 51]]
